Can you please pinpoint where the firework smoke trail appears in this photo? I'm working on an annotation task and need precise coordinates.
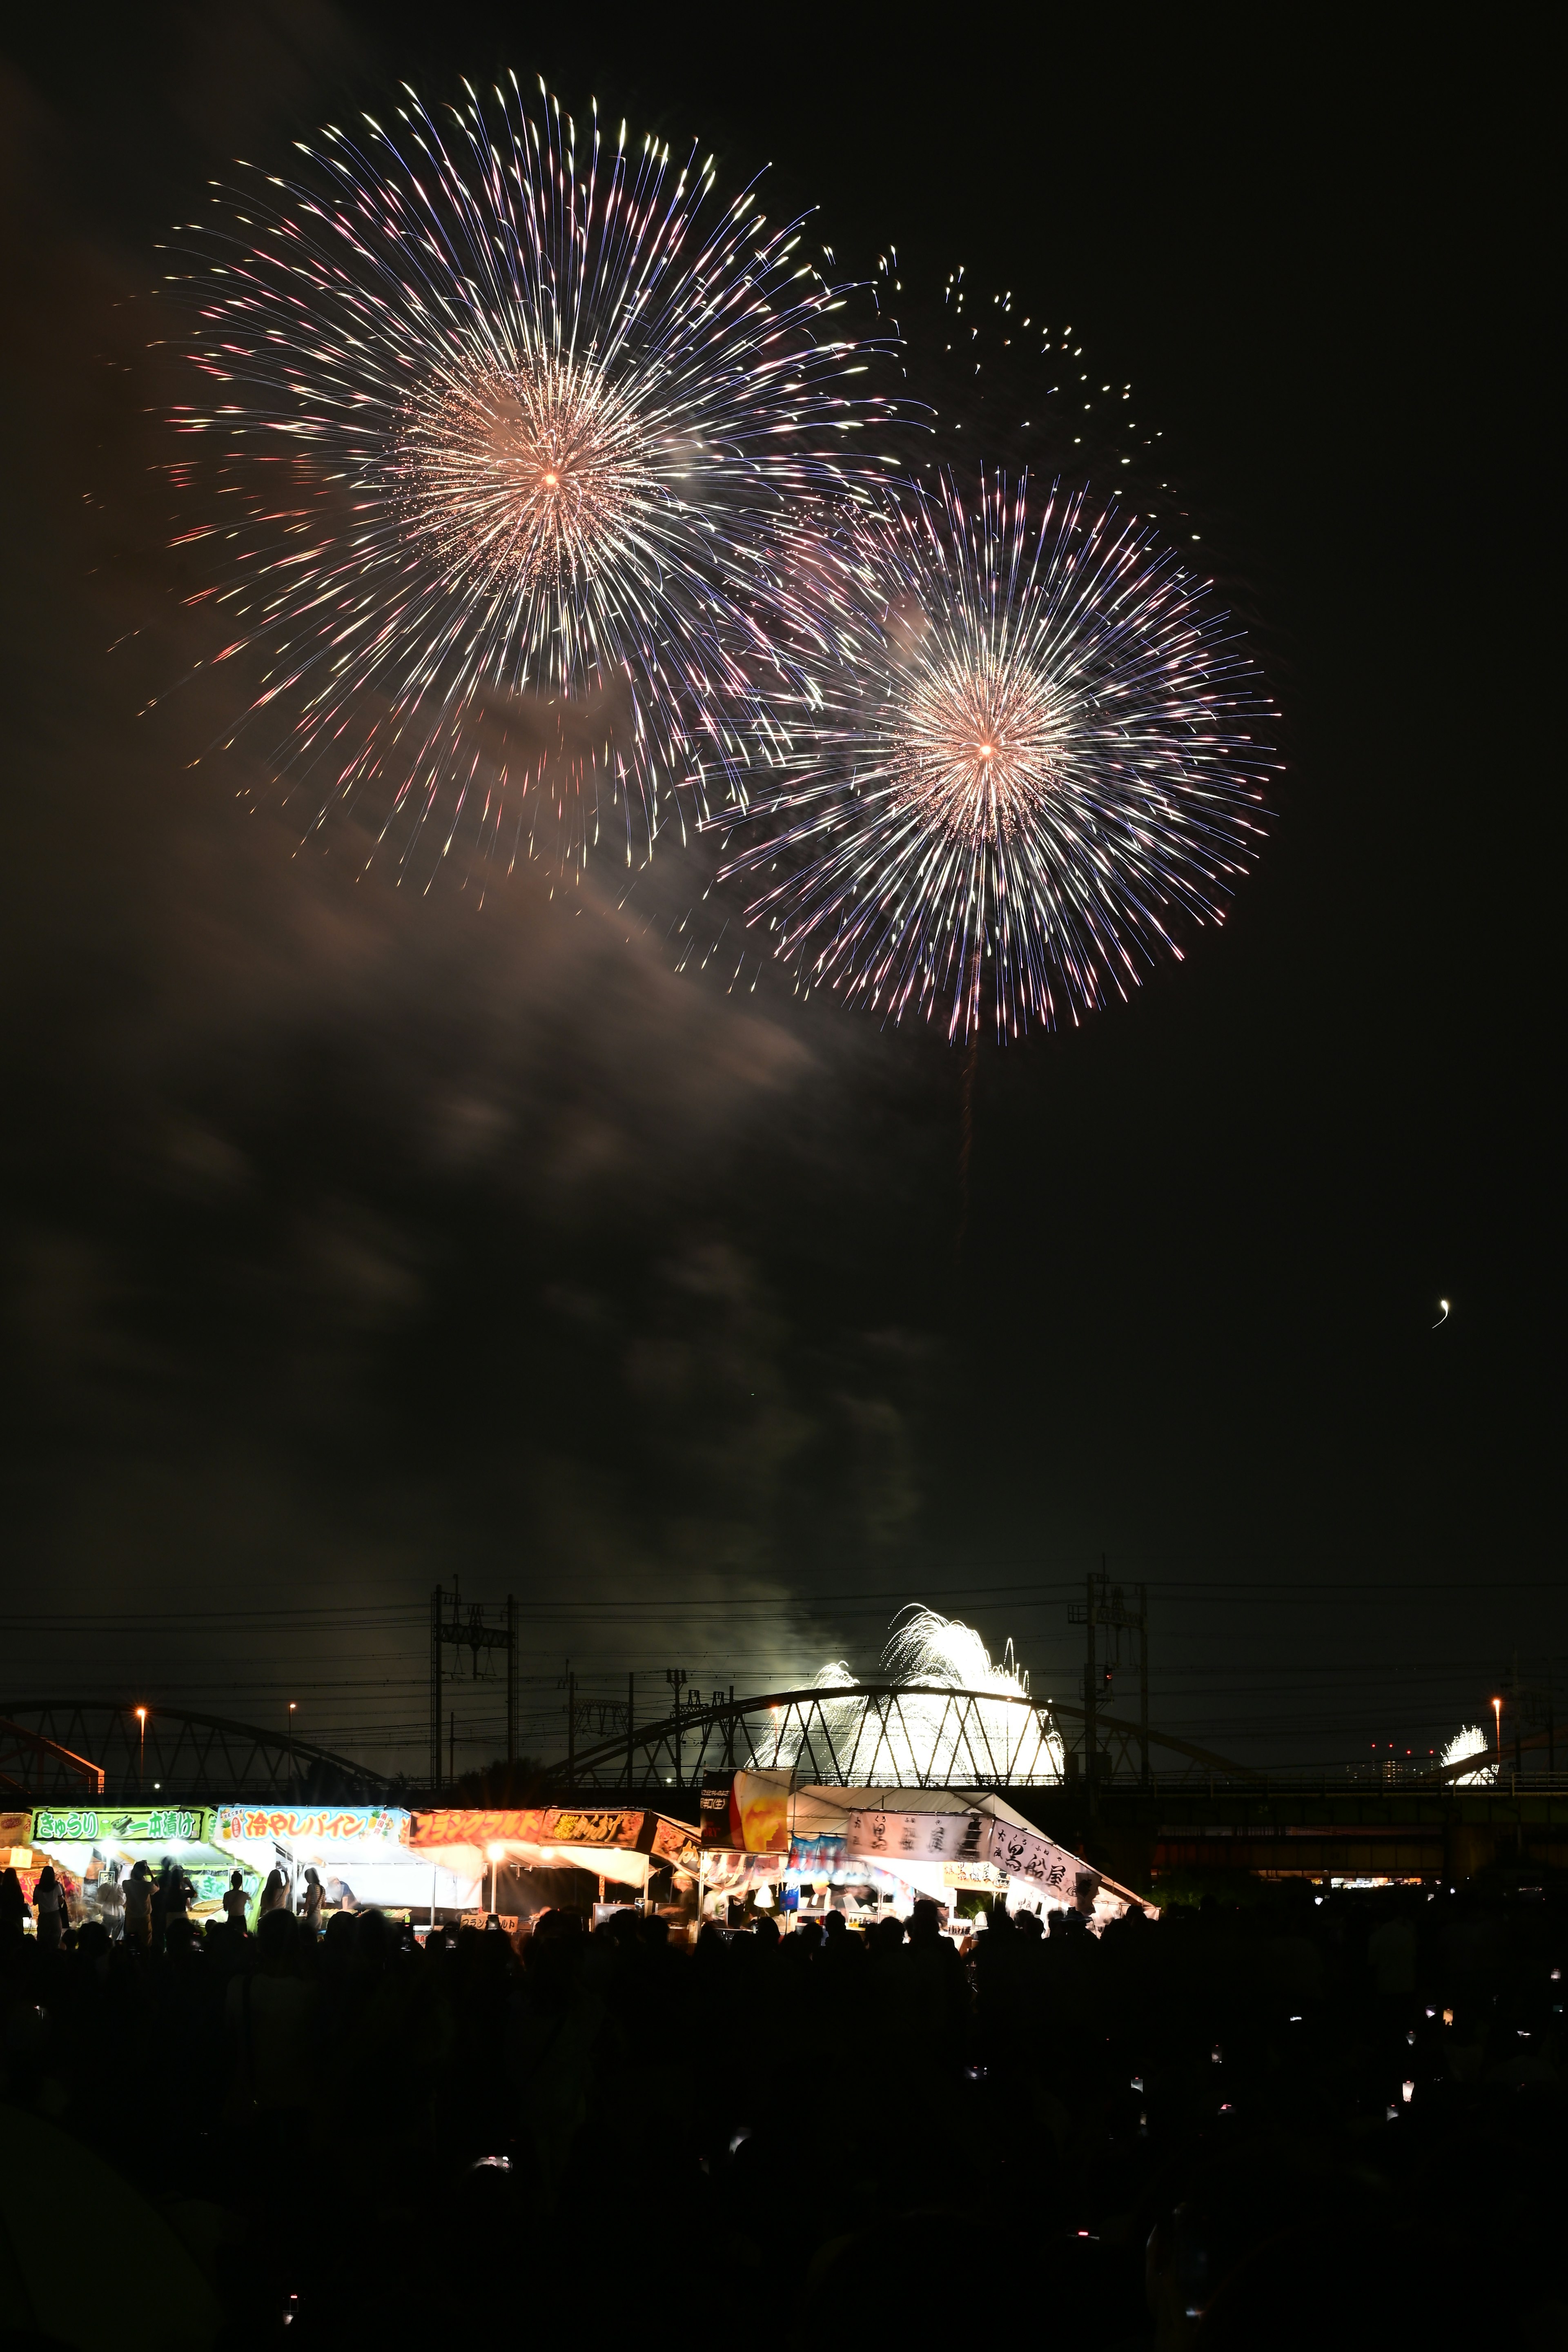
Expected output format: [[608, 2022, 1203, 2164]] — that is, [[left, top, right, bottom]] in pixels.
[[770, 1608, 1063, 1784], [712, 471, 1272, 1038], [165, 77, 891, 877]]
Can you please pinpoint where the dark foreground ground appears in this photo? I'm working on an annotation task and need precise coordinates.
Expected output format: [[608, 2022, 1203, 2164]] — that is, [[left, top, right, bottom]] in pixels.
[[1, 1884, 1564, 2348]]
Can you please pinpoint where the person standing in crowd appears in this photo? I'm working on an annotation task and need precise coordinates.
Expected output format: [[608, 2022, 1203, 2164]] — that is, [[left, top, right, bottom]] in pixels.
[[298, 1866, 324, 1938], [257, 1867, 287, 1923], [222, 1871, 249, 1929], [151, 1860, 172, 1954], [98, 1860, 126, 1940], [164, 1857, 194, 1933], [123, 1859, 152, 1952], [0, 1866, 29, 1940], [33, 1864, 65, 1951]]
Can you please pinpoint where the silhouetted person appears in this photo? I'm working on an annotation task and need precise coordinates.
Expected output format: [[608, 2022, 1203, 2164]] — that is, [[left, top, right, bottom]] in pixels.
[[34, 1863, 65, 1952], [298, 1866, 325, 1937], [98, 1859, 125, 1940], [0, 1864, 28, 1941], [222, 1870, 249, 1929], [123, 1859, 152, 1951]]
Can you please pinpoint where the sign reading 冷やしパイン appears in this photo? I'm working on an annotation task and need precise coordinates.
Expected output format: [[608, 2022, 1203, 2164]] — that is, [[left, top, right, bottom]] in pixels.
[[214, 1806, 410, 1845], [32, 1807, 207, 1845]]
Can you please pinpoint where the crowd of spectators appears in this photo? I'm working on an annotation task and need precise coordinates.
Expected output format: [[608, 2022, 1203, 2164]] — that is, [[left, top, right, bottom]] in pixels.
[[0, 1870, 1563, 2345]]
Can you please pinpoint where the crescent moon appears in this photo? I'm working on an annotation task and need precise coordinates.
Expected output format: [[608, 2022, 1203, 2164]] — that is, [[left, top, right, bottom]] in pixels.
[[1432, 1299, 1450, 1329]]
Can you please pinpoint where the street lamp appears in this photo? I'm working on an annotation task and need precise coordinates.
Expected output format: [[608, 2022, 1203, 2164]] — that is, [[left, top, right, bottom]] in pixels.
[[486, 1841, 506, 1918], [1492, 1696, 1503, 1765], [135, 1707, 147, 1793], [287, 1701, 297, 1794]]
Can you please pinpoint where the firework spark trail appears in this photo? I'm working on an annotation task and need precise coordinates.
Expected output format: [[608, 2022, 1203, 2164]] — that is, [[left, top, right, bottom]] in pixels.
[[711, 471, 1273, 1038], [165, 76, 893, 876]]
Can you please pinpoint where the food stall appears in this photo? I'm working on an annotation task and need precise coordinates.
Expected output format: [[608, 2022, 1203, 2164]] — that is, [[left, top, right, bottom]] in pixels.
[[211, 1803, 480, 1924], [11, 1804, 252, 1928], [699, 1773, 1154, 1933], [411, 1805, 703, 1929]]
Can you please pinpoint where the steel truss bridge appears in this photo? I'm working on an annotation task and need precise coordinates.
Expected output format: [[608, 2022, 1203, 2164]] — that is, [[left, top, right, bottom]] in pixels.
[[0, 1703, 395, 1802], [549, 1682, 1251, 1791]]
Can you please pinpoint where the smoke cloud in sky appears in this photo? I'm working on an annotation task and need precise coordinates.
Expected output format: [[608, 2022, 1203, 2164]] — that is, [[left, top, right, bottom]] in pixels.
[[0, 19, 946, 1772]]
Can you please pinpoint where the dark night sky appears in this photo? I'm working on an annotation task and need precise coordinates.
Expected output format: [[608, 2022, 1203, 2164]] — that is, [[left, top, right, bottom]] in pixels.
[[0, 6, 1553, 1777]]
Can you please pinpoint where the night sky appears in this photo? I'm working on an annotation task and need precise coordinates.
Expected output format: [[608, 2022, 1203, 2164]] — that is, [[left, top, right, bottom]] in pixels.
[[0, 7, 1552, 1779]]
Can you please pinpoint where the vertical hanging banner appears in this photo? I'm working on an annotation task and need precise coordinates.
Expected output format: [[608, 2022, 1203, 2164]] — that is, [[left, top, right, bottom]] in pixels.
[[702, 1769, 791, 1853], [733, 1768, 791, 1854], [700, 1772, 737, 1850]]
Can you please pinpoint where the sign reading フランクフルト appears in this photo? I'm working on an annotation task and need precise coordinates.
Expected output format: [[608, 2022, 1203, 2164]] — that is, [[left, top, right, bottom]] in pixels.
[[32, 1806, 211, 1846]]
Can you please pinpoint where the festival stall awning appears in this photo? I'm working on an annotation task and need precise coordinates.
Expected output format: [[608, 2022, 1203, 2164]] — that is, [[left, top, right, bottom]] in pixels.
[[702, 1775, 1153, 1925], [409, 1806, 702, 1892], [210, 1803, 478, 1912]]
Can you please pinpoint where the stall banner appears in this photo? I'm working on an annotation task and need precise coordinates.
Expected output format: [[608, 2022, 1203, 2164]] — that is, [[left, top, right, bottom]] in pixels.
[[553, 1809, 649, 1851], [789, 1833, 846, 1875], [845, 1809, 990, 1864], [733, 1768, 791, 1854], [410, 1807, 653, 1853], [981, 1818, 1083, 1900], [700, 1769, 789, 1853], [33, 1805, 211, 1846], [942, 1862, 1008, 1891], [2, 1811, 33, 1864], [214, 1805, 408, 1846], [649, 1817, 702, 1871], [700, 1772, 738, 1849]]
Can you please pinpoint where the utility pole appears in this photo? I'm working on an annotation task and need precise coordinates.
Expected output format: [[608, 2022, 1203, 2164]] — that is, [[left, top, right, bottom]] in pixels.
[[1069, 1566, 1151, 1791], [666, 1668, 688, 1787], [430, 1586, 443, 1794], [627, 1673, 635, 1791], [430, 1579, 518, 1795], [1084, 1573, 1098, 1785], [1138, 1584, 1150, 1790], [567, 1668, 576, 1785], [1512, 1651, 1525, 1780], [506, 1594, 517, 1767]]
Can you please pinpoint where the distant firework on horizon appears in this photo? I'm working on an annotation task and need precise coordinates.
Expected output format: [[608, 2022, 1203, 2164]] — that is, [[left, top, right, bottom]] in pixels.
[[711, 472, 1273, 1038], [165, 76, 891, 876]]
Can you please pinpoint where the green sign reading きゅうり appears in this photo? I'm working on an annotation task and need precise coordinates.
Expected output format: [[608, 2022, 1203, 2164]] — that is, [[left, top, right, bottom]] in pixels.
[[31, 1807, 209, 1846]]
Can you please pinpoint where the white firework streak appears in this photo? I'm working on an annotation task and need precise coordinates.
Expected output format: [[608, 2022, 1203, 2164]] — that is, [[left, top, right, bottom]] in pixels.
[[165, 75, 894, 875], [711, 471, 1274, 1037], [771, 1607, 1063, 1785]]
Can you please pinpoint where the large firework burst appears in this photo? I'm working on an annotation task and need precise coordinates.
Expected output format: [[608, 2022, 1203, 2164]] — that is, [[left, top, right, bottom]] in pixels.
[[167, 78, 889, 873], [713, 473, 1272, 1036]]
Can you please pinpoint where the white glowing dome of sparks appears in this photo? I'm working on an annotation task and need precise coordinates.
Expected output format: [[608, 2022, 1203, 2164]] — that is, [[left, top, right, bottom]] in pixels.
[[772, 1607, 1064, 1786], [1441, 1724, 1494, 1785]]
